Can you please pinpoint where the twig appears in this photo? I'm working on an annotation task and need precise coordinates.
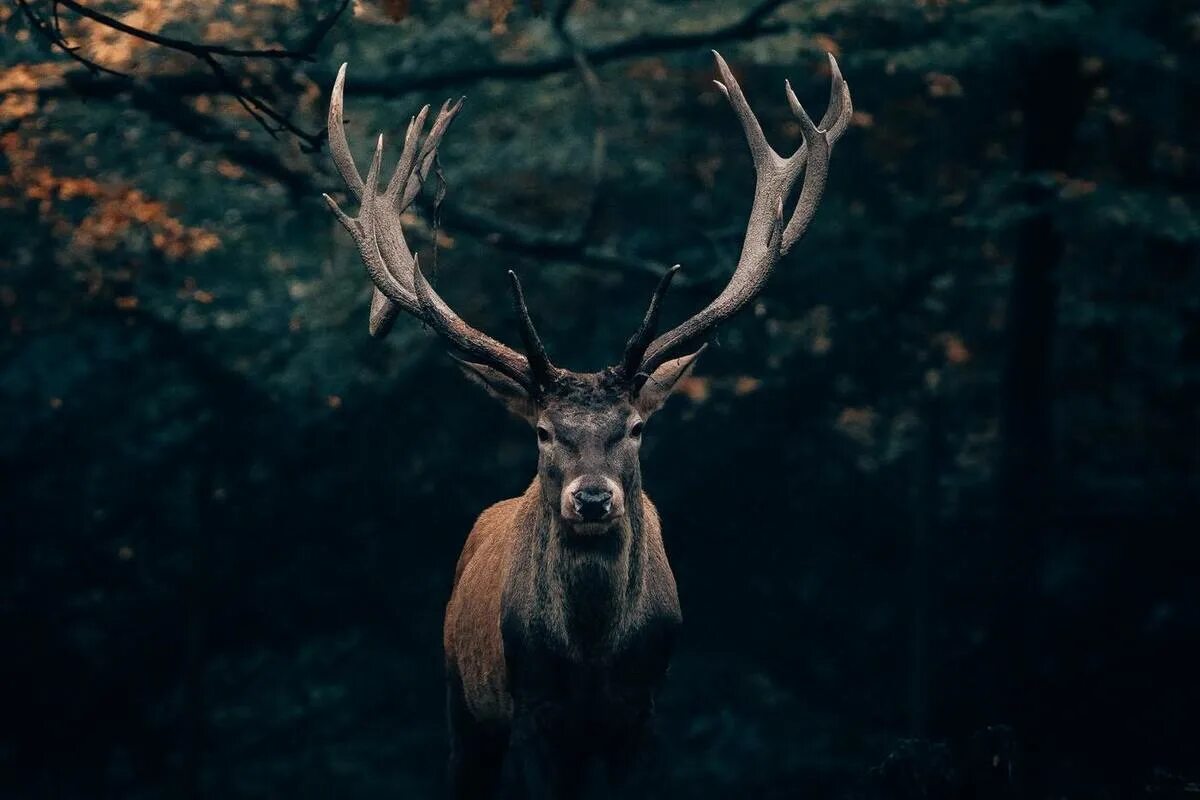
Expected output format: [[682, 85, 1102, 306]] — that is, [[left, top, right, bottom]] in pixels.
[[15, 0, 343, 149], [13, 0, 128, 77], [54, 0, 317, 61], [125, 88, 312, 194], [295, 0, 352, 55], [199, 51, 324, 149], [441, 200, 664, 277]]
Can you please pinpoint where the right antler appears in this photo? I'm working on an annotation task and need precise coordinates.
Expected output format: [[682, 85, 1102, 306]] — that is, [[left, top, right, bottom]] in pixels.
[[323, 64, 558, 393], [623, 51, 853, 382]]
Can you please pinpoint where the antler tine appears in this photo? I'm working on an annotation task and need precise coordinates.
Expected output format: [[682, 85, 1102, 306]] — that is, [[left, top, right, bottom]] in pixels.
[[621, 265, 681, 379], [349, 135, 417, 303], [326, 63, 414, 336], [631, 51, 851, 379], [328, 63, 364, 199], [411, 256, 535, 390], [507, 271, 558, 389], [780, 79, 832, 253], [359, 136, 420, 302], [323, 133, 415, 310], [371, 98, 464, 336], [403, 98, 465, 211], [711, 50, 780, 171], [778, 54, 852, 253], [383, 104, 430, 203], [360, 113, 424, 338], [823, 53, 854, 142]]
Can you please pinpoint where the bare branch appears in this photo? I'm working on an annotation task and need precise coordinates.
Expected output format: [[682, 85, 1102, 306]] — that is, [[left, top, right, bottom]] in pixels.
[[342, 0, 795, 99], [53, 0, 318, 61], [198, 51, 325, 150], [17, 0, 345, 149], [14, 0, 128, 78], [295, 0, 353, 56]]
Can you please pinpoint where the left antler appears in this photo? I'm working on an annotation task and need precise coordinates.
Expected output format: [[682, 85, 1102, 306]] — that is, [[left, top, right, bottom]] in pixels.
[[325, 63, 461, 338], [623, 51, 853, 381], [324, 64, 560, 394]]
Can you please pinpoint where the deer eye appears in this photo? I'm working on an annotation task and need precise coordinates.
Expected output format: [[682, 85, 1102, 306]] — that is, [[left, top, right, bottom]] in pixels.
[[536, 425, 552, 444], [629, 421, 644, 439]]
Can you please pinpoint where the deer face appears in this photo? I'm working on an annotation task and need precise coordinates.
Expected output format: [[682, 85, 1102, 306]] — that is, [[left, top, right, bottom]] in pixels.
[[458, 355, 702, 534], [536, 395, 638, 532]]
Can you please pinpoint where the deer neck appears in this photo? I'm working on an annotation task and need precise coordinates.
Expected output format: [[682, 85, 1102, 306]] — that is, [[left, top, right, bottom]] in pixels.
[[526, 477, 649, 656]]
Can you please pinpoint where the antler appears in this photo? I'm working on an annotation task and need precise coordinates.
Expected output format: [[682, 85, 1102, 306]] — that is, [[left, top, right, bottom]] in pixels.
[[621, 264, 680, 380], [625, 51, 853, 380], [323, 63, 558, 393]]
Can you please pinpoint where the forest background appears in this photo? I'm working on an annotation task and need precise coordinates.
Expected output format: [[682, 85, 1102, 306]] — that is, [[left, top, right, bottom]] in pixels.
[[2, 0, 1198, 797]]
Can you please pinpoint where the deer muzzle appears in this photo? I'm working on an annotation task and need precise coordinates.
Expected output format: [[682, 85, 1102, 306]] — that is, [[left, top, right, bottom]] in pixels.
[[561, 476, 624, 530]]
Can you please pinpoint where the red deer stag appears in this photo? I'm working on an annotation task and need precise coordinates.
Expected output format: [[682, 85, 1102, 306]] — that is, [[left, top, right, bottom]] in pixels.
[[324, 50, 852, 799]]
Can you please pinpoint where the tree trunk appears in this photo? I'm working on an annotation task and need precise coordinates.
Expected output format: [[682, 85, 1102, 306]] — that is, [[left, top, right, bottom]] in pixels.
[[1000, 43, 1089, 556]]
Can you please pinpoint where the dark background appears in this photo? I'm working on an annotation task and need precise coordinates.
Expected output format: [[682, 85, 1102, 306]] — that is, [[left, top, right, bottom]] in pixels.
[[2, 0, 1198, 797]]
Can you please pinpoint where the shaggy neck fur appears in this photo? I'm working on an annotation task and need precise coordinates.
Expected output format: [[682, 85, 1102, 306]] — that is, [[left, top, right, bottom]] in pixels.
[[523, 475, 649, 658]]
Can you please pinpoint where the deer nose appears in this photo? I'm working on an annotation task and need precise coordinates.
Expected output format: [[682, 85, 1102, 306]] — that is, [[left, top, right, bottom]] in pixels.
[[572, 487, 613, 521]]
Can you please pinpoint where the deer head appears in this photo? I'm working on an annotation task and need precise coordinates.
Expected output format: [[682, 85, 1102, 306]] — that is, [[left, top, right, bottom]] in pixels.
[[324, 52, 852, 534]]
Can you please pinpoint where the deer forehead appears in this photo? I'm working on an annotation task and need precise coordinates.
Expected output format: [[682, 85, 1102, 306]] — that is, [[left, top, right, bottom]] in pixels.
[[542, 403, 633, 437]]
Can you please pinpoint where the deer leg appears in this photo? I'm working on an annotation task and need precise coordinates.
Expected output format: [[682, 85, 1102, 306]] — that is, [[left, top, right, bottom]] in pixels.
[[593, 690, 659, 797], [500, 699, 586, 800], [447, 672, 507, 800], [597, 621, 677, 795]]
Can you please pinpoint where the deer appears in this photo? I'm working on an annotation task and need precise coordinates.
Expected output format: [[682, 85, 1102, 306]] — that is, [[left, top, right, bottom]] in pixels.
[[323, 50, 852, 800]]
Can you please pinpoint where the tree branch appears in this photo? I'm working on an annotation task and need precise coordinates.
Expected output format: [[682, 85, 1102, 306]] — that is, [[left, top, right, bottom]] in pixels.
[[343, 0, 794, 99], [16, 0, 347, 150], [14, 0, 128, 78], [22, 0, 797, 104], [436, 200, 687, 284], [53, 0, 317, 60], [126, 89, 314, 195]]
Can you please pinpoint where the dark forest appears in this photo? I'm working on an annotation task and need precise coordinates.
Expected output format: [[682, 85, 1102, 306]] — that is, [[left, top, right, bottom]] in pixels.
[[2, 0, 1198, 797]]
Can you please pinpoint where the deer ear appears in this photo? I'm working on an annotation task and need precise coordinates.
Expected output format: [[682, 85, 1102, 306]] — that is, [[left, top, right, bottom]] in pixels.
[[633, 346, 705, 417], [455, 358, 538, 423]]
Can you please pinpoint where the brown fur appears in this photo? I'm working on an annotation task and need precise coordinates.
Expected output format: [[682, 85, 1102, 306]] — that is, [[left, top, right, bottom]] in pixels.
[[444, 492, 520, 722], [443, 479, 677, 725]]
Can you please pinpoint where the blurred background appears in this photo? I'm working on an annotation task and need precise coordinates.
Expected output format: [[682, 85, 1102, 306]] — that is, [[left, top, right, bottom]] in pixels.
[[2, 0, 1198, 797]]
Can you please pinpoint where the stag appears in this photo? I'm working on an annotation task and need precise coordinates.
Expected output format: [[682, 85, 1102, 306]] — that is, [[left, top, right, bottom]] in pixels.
[[324, 51, 852, 799]]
